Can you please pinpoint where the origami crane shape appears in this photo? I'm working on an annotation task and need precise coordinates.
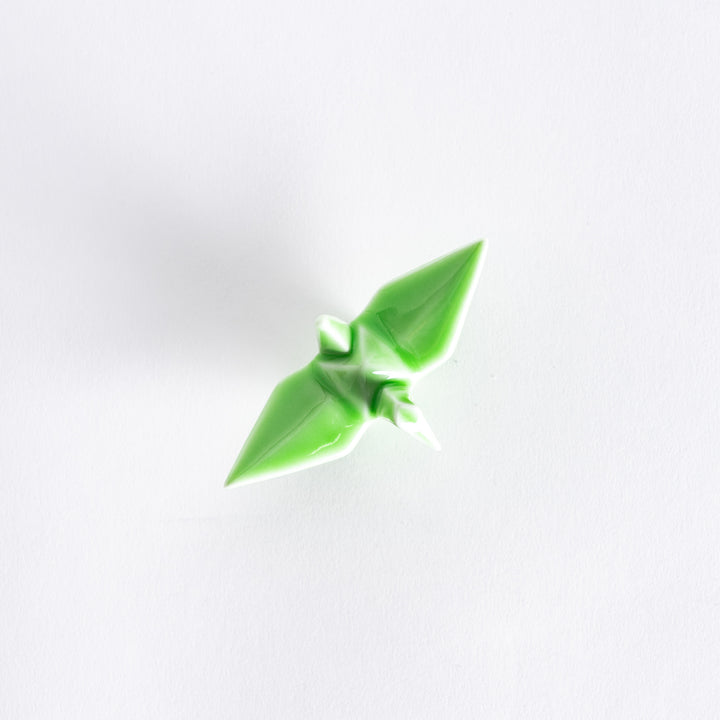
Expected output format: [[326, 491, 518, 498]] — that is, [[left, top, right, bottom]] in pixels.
[[225, 241, 486, 486]]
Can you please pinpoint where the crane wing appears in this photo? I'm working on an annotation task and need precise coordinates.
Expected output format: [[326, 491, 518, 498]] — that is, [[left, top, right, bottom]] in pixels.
[[225, 364, 366, 485], [352, 241, 485, 375]]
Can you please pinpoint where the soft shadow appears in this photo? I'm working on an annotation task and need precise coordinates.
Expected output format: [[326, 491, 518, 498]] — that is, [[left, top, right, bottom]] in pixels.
[[82, 180, 331, 373]]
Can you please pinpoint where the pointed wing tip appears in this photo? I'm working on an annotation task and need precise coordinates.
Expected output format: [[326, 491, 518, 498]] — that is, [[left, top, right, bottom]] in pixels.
[[224, 461, 275, 487], [224, 466, 279, 488], [224, 459, 299, 487], [467, 238, 487, 288], [224, 469, 252, 488], [465, 239, 486, 268]]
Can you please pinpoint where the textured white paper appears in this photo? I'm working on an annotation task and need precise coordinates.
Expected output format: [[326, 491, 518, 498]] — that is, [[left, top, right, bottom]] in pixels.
[[1, 1, 719, 717]]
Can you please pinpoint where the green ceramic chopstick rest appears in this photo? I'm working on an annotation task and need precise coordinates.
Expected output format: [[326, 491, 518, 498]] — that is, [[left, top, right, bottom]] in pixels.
[[225, 241, 486, 486]]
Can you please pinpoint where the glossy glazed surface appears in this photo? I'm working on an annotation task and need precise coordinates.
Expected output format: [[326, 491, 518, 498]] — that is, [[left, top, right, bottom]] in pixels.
[[226, 241, 485, 486]]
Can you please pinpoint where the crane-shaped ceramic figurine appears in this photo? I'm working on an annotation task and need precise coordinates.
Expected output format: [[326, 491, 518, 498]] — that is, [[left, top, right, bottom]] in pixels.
[[226, 241, 486, 486]]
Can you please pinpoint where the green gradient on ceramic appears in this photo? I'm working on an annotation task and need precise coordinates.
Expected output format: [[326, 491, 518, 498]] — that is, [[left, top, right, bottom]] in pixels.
[[225, 241, 486, 486]]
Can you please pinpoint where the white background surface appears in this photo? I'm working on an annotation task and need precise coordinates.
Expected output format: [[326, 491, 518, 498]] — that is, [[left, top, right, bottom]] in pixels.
[[2, 1, 719, 717]]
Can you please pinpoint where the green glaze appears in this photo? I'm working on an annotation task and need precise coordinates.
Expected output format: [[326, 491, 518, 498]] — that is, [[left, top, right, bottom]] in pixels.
[[225, 241, 486, 486]]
